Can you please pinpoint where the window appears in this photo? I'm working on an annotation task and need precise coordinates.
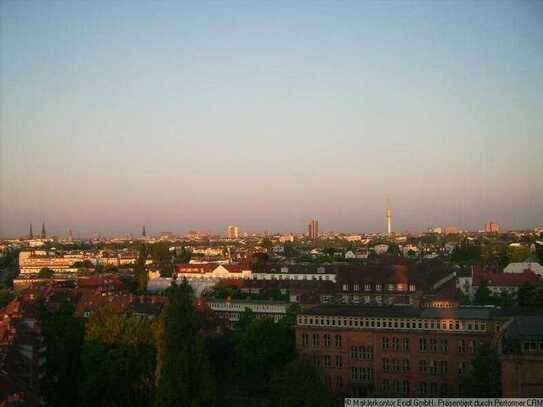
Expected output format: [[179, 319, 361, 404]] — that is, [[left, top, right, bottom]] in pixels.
[[418, 382, 427, 395], [336, 376, 343, 387], [439, 339, 448, 353], [401, 337, 409, 352], [393, 337, 400, 351], [312, 334, 319, 347], [336, 355, 343, 368], [382, 337, 390, 351], [419, 360, 428, 373], [458, 340, 466, 353], [402, 380, 410, 394], [351, 345, 374, 360], [302, 334, 309, 346], [352, 367, 375, 382], [457, 361, 467, 376], [324, 334, 331, 347], [419, 338, 427, 352], [324, 355, 331, 368], [439, 360, 448, 375], [335, 335, 342, 348], [383, 358, 390, 372]]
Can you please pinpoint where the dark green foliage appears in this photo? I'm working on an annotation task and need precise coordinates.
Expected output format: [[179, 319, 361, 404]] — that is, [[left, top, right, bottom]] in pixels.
[[73, 260, 94, 269], [270, 357, 334, 407], [174, 246, 192, 263], [154, 280, 215, 407], [386, 244, 401, 256], [235, 317, 296, 390], [38, 267, 54, 278], [461, 343, 501, 396], [0, 289, 14, 308], [451, 243, 481, 265], [517, 282, 543, 307], [41, 302, 84, 407], [79, 307, 157, 407], [473, 280, 491, 305], [135, 244, 149, 293]]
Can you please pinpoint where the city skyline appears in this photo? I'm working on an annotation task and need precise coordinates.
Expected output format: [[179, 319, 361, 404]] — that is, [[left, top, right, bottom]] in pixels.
[[2, 216, 535, 240], [1, 1, 543, 237]]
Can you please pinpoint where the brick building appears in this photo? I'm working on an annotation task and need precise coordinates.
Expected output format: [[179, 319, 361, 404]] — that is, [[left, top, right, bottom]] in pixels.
[[296, 304, 506, 397], [500, 316, 543, 397]]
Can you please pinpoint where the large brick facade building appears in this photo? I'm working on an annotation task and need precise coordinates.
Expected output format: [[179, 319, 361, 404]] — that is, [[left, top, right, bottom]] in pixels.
[[296, 305, 506, 397], [500, 316, 543, 397]]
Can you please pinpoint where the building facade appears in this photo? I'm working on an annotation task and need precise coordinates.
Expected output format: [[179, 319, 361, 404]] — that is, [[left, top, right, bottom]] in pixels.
[[296, 305, 505, 397]]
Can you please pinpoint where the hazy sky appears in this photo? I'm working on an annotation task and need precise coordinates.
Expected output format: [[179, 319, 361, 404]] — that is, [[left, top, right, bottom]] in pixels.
[[1, 1, 542, 237]]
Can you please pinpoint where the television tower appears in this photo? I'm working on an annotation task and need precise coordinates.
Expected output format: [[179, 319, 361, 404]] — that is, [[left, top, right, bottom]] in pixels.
[[386, 197, 392, 236]]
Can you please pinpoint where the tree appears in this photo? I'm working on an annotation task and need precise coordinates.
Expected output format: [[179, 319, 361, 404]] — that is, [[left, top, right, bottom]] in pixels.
[[386, 244, 401, 257], [0, 289, 14, 308], [235, 316, 296, 391], [517, 282, 536, 306], [154, 280, 215, 407], [461, 343, 501, 396], [270, 357, 333, 407], [38, 267, 54, 279], [135, 244, 149, 293], [79, 306, 157, 407], [506, 245, 531, 263], [473, 280, 492, 305], [451, 244, 481, 265], [41, 302, 84, 407]]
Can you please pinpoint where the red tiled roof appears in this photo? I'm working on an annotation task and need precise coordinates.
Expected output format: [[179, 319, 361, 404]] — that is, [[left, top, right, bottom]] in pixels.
[[473, 270, 542, 287]]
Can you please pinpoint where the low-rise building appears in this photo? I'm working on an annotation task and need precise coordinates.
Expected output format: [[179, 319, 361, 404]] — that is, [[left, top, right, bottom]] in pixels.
[[205, 299, 290, 328]]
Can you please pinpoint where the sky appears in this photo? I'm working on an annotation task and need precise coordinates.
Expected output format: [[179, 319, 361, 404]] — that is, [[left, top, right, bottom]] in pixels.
[[1, 1, 542, 237]]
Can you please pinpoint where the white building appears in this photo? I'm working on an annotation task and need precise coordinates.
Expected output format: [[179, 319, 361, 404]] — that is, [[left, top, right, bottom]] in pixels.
[[504, 262, 543, 277]]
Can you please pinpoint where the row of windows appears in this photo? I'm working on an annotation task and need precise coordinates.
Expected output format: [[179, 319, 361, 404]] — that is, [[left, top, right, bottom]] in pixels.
[[351, 345, 373, 360], [383, 337, 409, 352], [383, 358, 410, 373], [419, 338, 448, 353], [324, 375, 343, 388], [419, 360, 448, 376], [301, 334, 342, 348], [299, 316, 488, 332], [382, 379, 410, 394], [341, 283, 416, 292], [418, 382, 448, 396], [322, 355, 343, 368], [313, 354, 343, 369], [254, 274, 333, 281], [458, 340, 479, 353], [522, 341, 543, 353], [352, 367, 374, 382], [378, 381, 448, 396]]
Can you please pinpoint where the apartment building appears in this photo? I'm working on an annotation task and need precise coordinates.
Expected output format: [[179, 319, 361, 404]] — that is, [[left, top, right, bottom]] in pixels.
[[296, 304, 505, 397]]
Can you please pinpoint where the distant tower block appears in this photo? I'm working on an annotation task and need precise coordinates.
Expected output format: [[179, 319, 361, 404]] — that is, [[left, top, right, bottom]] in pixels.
[[41, 222, 46, 239], [142, 225, 147, 237], [386, 197, 392, 236], [29, 223, 33, 239]]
